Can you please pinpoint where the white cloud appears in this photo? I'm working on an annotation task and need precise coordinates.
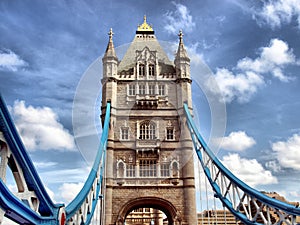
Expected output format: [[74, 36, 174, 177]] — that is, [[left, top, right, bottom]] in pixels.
[[222, 154, 278, 187], [164, 2, 195, 34], [272, 134, 300, 170], [58, 182, 84, 204], [265, 160, 282, 173], [220, 131, 256, 151], [33, 161, 58, 169], [10, 100, 75, 151], [256, 0, 300, 29], [209, 39, 297, 103], [39, 167, 90, 184], [45, 186, 56, 202], [211, 68, 264, 103], [237, 39, 296, 82], [0, 49, 27, 71]]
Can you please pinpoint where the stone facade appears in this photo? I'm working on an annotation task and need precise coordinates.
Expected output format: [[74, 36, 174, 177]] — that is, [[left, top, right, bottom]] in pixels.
[[101, 17, 196, 225]]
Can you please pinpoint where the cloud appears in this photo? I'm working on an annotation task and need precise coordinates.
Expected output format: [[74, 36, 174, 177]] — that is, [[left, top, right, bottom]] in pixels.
[[10, 100, 75, 151], [265, 160, 282, 173], [222, 154, 278, 187], [219, 131, 256, 151], [237, 39, 296, 82], [211, 68, 264, 103], [0, 49, 27, 72], [208, 39, 297, 103], [58, 182, 84, 204], [271, 133, 300, 170], [39, 167, 90, 184], [45, 186, 56, 202], [33, 161, 58, 169], [164, 2, 195, 34], [256, 0, 300, 29]]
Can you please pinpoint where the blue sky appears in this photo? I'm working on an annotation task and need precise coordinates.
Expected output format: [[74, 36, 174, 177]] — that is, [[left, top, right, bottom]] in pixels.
[[1, 0, 300, 209]]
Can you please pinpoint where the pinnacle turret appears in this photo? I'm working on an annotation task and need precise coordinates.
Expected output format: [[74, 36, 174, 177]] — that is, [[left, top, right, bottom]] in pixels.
[[175, 30, 191, 80], [104, 28, 117, 59], [175, 30, 190, 62]]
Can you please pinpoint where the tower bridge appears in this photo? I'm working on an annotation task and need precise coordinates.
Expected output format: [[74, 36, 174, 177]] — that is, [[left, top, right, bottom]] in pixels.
[[1, 17, 300, 225]]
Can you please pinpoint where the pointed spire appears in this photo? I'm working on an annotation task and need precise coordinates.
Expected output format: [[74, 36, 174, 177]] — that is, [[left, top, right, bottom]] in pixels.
[[178, 30, 184, 44], [175, 30, 189, 61], [108, 28, 114, 42], [104, 28, 117, 59]]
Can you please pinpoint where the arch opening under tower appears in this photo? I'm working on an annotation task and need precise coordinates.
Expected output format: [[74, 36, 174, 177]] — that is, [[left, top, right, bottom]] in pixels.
[[117, 197, 181, 225]]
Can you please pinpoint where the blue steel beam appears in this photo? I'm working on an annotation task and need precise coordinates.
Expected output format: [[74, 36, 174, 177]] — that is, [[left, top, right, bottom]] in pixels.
[[65, 102, 110, 224], [0, 95, 63, 223], [183, 103, 300, 225], [0, 180, 52, 224]]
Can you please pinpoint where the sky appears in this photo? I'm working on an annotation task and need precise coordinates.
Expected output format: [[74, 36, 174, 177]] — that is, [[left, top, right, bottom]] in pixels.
[[1, 0, 300, 214]]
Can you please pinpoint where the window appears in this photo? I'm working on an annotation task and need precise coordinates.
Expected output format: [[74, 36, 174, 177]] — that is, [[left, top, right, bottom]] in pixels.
[[140, 121, 156, 140], [172, 161, 179, 177], [139, 64, 145, 76], [139, 159, 157, 177], [158, 84, 165, 95], [144, 208, 151, 212], [117, 161, 125, 178], [149, 64, 155, 76], [161, 163, 170, 177], [128, 84, 136, 95], [121, 127, 129, 140], [166, 128, 174, 140], [149, 84, 155, 95], [139, 84, 146, 95], [126, 164, 135, 177]]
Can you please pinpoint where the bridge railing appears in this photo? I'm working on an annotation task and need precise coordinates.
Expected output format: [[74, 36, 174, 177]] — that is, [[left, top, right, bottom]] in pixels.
[[0, 95, 64, 224], [184, 103, 300, 225], [0, 94, 111, 225], [65, 102, 110, 225]]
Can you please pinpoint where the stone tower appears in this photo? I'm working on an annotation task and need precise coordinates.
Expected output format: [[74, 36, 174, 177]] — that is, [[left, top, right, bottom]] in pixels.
[[101, 16, 196, 225]]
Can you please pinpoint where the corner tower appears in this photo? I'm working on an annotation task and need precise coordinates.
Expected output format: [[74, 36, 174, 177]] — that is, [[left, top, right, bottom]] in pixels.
[[101, 17, 196, 225]]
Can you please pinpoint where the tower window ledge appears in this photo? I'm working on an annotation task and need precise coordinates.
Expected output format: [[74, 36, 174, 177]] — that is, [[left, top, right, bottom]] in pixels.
[[135, 95, 159, 106], [136, 139, 160, 148]]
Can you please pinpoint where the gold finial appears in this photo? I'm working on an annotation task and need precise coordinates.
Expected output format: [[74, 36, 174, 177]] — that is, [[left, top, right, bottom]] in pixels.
[[108, 28, 114, 41], [178, 30, 184, 44], [137, 15, 153, 32]]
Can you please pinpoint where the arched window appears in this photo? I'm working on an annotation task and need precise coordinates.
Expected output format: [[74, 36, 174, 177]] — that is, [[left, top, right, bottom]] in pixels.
[[171, 161, 179, 178], [148, 84, 155, 95], [140, 121, 156, 140], [117, 161, 125, 178], [139, 64, 145, 76], [166, 127, 174, 140], [126, 164, 135, 177], [139, 84, 146, 95], [160, 163, 170, 177], [158, 84, 165, 95], [149, 64, 155, 76]]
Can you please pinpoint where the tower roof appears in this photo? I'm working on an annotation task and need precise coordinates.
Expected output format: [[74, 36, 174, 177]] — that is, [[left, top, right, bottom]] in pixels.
[[136, 15, 154, 34], [118, 17, 173, 72]]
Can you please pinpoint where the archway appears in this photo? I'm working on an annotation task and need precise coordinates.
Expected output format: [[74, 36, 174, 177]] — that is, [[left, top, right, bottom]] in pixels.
[[116, 197, 182, 225]]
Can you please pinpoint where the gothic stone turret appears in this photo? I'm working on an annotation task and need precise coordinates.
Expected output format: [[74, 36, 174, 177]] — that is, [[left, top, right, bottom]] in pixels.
[[101, 17, 196, 225]]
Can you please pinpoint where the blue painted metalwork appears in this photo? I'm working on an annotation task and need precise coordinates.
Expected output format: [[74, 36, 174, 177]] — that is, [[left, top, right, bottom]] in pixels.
[[0, 180, 50, 224], [65, 102, 110, 224], [0, 94, 63, 224], [184, 103, 300, 225], [0, 94, 111, 225]]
